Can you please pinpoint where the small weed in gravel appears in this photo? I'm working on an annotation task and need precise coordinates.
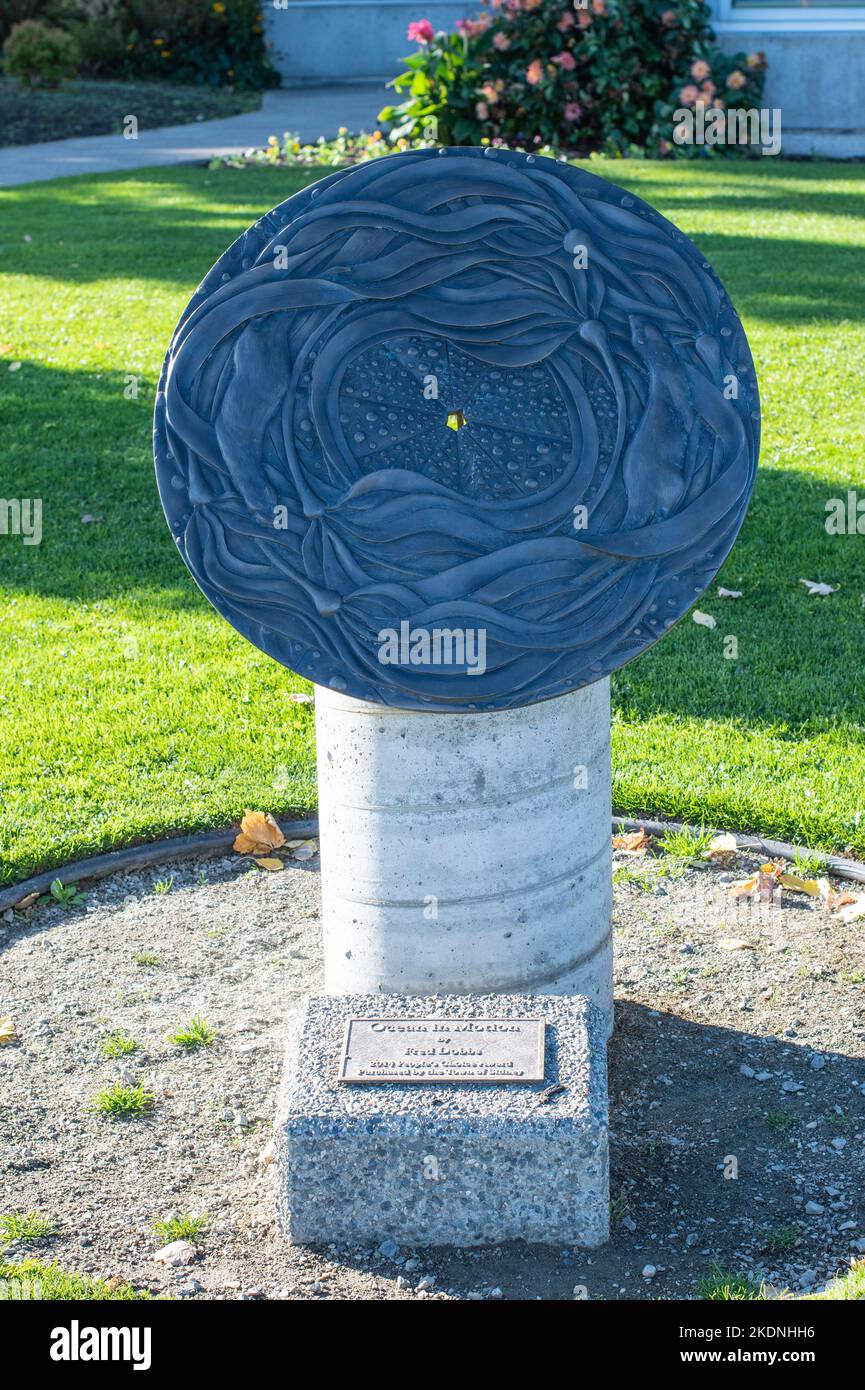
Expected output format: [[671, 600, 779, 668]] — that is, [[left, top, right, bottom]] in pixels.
[[152, 1213, 208, 1243], [659, 826, 715, 863], [49, 878, 85, 909], [0, 1211, 57, 1245], [133, 951, 158, 966], [698, 1265, 768, 1300], [99, 1031, 139, 1059], [90, 1082, 154, 1118], [153, 876, 174, 895], [766, 1108, 795, 1132], [169, 1015, 217, 1052], [791, 850, 826, 879], [761, 1225, 798, 1255], [0, 1257, 150, 1300]]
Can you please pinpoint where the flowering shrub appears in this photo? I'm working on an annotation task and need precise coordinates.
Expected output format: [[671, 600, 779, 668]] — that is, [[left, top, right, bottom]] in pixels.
[[653, 44, 767, 156], [112, 0, 277, 89], [0, 1, 278, 88], [381, 1, 767, 156]]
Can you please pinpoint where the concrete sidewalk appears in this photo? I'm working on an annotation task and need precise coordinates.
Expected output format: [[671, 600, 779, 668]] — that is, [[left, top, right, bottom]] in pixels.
[[0, 84, 388, 187]]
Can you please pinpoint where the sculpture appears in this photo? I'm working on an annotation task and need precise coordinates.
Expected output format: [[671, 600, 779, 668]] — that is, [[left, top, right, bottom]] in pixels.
[[154, 148, 759, 710]]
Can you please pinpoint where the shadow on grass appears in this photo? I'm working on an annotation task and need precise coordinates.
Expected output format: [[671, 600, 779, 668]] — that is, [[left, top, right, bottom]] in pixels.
[[0, 164, 862, 328]]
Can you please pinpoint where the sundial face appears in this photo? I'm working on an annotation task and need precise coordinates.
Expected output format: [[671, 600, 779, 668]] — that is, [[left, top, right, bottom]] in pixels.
[[154, 148, 759, 711]]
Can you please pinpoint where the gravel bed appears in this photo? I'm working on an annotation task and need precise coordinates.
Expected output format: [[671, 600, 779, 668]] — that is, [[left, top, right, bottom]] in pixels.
[[1, 843, 863, 1300]]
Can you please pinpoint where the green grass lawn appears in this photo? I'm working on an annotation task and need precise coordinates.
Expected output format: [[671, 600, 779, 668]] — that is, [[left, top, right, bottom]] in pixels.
[[1, 159, 864, 886]]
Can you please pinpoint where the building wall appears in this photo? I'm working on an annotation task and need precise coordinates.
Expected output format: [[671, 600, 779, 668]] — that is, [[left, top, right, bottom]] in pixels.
[[714, 20, 865, 156], [267, 1, 466, 84]]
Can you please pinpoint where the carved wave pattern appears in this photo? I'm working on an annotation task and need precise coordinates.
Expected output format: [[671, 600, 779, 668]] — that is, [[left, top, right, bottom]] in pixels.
[[153, 148, 760, 711]]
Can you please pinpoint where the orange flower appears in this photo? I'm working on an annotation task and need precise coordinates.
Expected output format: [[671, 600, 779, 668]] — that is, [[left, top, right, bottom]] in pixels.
[[526, 58, 543, 85]]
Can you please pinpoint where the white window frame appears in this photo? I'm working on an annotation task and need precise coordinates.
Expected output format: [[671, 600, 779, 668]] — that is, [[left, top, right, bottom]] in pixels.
[[712, 0, 865, 29]]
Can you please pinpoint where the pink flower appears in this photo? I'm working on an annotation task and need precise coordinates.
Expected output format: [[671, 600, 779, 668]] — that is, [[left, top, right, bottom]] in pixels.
[[526, 58, 544, 85], [591, 0, 605, 13], [553, 50, 576, 71], [456, 16, 489, 36], [726, 69, 746, 89], [407, 18, 434, 42], [712, 98, 725, 110], [660, 9, 677, 24], [492, 30, 511, 49], [481, 81, 498, 101], [564, 101, 582, 121], [700, 80, 716, 99], [557, 11, 575, 29], [679, 84, 700, 106], [577, 10, 592, 27], [691, 59, 710, 81]]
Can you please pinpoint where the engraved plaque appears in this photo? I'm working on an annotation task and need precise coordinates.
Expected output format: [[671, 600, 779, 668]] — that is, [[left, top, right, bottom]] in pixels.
[[337, 1016, 545, 1084]]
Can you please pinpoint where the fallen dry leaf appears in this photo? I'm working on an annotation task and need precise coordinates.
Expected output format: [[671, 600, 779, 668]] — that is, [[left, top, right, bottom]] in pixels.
[[292, 842, 318, 861], [708, 832, 738, 861], [778, 873, 821, 896], [233, 810, 286, 856], [692, 610, 717, 629], [717, 588, 743, 599], [818, 877, 858, 912], [838, 898, 865, 924], [14, 890, 40, 910], [0, 1016, 17, 1045], [287, 692, 314, 704], [253, 857, 284, 872], [728, 876, 757, 898], [718, 938, 755, 951], [799, 578, 838, 597], [612, 828, 651, 854]]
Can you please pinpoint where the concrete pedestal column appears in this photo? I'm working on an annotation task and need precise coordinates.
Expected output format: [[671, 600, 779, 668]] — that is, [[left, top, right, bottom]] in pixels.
[[314, 679, 613, 1032]]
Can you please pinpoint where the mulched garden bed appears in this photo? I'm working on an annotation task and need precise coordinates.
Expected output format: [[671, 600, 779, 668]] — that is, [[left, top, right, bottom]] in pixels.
[[0, 79, 259, 148]]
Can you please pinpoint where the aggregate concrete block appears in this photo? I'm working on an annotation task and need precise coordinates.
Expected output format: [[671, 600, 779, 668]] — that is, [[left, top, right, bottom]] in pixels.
[[276, 992, 609, 1248]]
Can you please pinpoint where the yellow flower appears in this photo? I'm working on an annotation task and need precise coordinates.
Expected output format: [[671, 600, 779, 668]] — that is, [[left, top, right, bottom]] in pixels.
[[371, 130, 382, 141], [213, 2, 226, 12], [153, 36, 163, 44], [268, 135, 278, 145]]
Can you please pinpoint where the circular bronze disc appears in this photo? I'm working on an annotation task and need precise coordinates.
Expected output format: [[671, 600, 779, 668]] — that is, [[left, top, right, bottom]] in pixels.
[[154, 148, 759, 710]]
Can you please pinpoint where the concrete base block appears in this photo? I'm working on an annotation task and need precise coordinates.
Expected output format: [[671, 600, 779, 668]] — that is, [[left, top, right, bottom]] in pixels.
[[275, 992, 609, 1248]]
